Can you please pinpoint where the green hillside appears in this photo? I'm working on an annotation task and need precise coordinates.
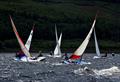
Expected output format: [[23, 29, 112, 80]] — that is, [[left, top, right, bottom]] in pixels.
[[0, 0, 119, 52]]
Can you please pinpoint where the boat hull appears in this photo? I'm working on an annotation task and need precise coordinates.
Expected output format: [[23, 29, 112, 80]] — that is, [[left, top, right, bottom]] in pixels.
[[14, 56, 46, 62]]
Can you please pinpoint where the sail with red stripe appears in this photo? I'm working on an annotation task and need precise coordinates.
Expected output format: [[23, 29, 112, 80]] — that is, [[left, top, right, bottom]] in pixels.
[[25, 24, 34, 51], [70, 16, 97, 60], [9, 16, 31, 57]]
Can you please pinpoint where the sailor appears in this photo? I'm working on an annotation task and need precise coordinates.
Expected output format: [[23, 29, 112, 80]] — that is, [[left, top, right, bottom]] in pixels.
[[112, 53, 115, 56], [32, 50, 43, 60], [75, 58, 82, 64], [15, 51, 26, 60], [38, 50, 43, 57], [63, 53, 71, 64], [74, 55, 83, 64], [102, 52, 107, 57], [50, 51, 53, 56], [15, 52, 20, 59], [62, 53, 69, 60]]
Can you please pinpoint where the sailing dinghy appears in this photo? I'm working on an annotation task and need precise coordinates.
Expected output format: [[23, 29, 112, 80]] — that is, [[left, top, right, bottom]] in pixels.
[[64, 16, 97, 64], [93, 28, 101, 59], [15, 24, 35, 61], [16, 24, 34, 56], [53, 25, 62, 57], [10, 16, 45, 62]]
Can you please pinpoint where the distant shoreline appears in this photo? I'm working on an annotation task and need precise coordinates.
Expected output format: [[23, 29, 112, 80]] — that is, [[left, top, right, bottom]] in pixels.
[[0, 49, 120, 53], [1, 40, 120, 53]]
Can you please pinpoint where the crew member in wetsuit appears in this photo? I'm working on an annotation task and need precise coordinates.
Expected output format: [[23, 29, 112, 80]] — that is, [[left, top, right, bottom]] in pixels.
[[62, 53, 69, 60], [102, 52, 107, 57], [15, 51, 26, 60], [50, 51, 53, 56], [112, 53, 115, 56], [32, 51, 43, 60], [37, 51, 43, 57]]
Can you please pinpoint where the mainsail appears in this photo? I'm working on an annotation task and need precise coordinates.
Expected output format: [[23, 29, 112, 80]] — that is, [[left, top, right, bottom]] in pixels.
[[70, 17, 97, 60], [94, 28, 101, 57], [53, 25, 62, 57], [54, 33, 62, 57], [9, 16, 31, 57], [25, 25, 34, 51]]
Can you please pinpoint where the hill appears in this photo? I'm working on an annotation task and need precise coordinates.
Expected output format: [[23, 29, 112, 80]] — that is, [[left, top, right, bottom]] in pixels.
[[0, 0, 119, 52]]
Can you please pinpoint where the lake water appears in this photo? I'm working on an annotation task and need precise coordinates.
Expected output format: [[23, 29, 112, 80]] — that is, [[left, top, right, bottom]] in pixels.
[[0, 53, 120, 82]]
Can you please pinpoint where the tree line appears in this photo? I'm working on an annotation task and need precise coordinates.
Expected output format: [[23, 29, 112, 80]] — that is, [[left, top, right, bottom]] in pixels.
[[0, 0, 119, 52], [0, 10, 119, 41]]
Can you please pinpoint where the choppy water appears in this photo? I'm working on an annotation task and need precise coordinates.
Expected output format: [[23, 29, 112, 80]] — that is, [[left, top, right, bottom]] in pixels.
[[0, 53, 120, 82]]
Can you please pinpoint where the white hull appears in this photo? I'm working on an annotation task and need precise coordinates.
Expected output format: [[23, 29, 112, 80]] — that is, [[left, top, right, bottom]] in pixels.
[[47, 54, 61, 58], [14, 56, 45, 62], [53, 55, 61, 58], [93, 56, 101, 59]]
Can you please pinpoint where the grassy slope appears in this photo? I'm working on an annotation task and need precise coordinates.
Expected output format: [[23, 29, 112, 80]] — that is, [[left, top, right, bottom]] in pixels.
[[0, 0, 119, 52], [0, 0, 119, 20]]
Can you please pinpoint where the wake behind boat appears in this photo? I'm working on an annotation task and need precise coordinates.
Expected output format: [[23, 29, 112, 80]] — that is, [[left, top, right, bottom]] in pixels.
[[10, 15, 45, 62]]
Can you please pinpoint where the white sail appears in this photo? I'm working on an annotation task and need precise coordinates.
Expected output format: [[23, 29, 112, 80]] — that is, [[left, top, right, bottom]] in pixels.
[[70, 17, 96, 60], [10, 16, 31, 58], [93, 28, 101, 58], [54, 33, 62, 57], [53, 25, 62, 57], [25, 25, 34, 51]]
